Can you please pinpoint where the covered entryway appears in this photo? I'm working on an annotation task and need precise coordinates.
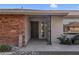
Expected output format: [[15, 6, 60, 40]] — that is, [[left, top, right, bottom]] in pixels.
[[24, 15, 51, 47], [28, 16, 51, 44]]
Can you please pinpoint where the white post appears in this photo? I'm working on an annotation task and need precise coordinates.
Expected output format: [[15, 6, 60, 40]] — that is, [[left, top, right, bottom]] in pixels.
[[18, 34, 23, 47]]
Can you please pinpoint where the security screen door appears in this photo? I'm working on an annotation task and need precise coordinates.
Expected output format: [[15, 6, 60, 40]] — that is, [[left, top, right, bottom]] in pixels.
[[31, 21, 39, 39]]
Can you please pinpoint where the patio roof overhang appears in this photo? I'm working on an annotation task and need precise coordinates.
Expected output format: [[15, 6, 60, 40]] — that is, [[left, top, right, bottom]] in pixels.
[[0, 9, 79, 17], [0, 9, 68, 16], [51, 10, 79, 17]]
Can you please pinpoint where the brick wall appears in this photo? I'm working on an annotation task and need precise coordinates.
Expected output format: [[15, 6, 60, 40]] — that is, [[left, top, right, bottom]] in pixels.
[[0, 14, 25, 46]]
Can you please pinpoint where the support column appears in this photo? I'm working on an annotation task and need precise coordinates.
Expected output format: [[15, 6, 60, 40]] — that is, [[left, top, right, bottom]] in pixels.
[[24, 16, 30, 46], [47, 16, 51, 44]]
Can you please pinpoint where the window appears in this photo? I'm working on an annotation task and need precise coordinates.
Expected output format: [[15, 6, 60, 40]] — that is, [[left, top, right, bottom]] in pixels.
[[41, 22, 45, 37], [63, 18, 79, 33]]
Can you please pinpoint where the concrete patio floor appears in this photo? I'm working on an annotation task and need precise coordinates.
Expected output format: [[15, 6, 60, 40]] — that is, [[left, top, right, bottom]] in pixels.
[[19, 39, 79, 52]]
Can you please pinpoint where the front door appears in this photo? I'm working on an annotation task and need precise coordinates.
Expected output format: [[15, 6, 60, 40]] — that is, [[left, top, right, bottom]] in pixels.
[[31, 21, 39, 39]]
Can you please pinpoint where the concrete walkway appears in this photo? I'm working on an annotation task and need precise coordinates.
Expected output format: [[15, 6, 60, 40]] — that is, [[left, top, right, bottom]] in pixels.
[[19, 39, 79, 52]]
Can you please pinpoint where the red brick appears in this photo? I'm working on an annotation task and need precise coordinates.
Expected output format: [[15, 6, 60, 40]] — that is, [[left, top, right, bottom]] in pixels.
[[0, 14, 26, 46]]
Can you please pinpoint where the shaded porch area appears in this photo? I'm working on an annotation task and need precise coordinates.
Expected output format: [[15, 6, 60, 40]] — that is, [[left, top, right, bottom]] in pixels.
[[25, 15, 52, 45]]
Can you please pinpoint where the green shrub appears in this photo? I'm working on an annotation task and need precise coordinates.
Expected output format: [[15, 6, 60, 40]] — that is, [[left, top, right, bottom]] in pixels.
[[63, 39, 72, 45], [74, 40, 79, 45], [57, 34, 72, 45], [0, 45, 11, 52]]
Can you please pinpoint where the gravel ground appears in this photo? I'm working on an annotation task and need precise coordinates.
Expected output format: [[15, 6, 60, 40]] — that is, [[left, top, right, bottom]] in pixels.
[[1, 46, 79, 55], [10, 46, 41, 55], [10, 46, 79, 55]]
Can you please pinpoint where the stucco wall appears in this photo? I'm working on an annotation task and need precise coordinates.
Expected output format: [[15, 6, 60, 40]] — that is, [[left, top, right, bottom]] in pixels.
[[0, 15, 26, 46], [51, 16, 64, 43]]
